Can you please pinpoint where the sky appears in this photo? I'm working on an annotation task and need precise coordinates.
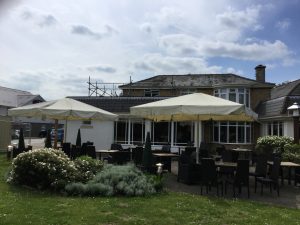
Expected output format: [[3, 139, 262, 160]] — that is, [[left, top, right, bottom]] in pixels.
[[1, 0, 300, 100]]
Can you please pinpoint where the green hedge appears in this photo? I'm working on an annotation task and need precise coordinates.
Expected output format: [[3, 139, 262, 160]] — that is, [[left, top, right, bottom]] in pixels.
[[282, 144, 300, 163]]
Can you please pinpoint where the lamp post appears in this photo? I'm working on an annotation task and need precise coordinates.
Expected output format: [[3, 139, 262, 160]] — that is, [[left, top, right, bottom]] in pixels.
[[287, 102, 300, 144]]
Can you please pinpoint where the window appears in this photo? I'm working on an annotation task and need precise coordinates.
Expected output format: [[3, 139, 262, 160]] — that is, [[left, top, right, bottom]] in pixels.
[[267, 122, 283, 136], [151, 122, 170, 145], [174, 122, 194, 145], [82, 120, 91, 125], [144, 89, 160, 97], [114, 120, 128, 144], [131, 120, 145, 145], [214, 88, 250, 107], [180, 89, 197, 95], [213, 121, 252, 144]]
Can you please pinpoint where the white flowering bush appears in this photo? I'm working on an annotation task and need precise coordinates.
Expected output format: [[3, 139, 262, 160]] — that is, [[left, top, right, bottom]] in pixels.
[[65, 164, 159, 197], [282, 144, 300, 163], [7, 148, 77, 190], [255, 135, 294, 155], [73, 156, 103, 183]]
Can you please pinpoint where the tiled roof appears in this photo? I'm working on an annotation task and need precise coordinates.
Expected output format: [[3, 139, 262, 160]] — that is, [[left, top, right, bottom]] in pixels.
[[257, 96, 300, 119], [256, 97, 287, 118], [271, 79, 300, 99], [120, 74, 275, 89], [69, 96, 168, 113], [257, 79, 300, 119]]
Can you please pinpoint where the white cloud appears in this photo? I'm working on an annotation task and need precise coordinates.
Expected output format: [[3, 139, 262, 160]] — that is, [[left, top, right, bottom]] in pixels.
[[226, 67, 244, 75], [86, 65, 117, 73], [71, 24, 118, 40], [0, 0, 298, 99], [216, 6, 261, 30], [158, 34, 290, 61], [276, 18, 291, 31], [20, 7, 58, 28], [134, 53, 222, 74]]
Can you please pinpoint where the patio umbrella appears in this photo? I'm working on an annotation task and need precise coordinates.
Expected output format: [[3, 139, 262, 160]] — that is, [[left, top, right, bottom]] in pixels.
[[130, 93, 258, 162], [8, 98, 118, 148]]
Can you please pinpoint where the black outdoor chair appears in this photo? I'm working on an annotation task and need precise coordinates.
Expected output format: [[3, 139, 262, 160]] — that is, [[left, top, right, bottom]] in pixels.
[[199, 142, 209, 159], [249, 154, 268, 187], [255, 157, 281, 196], [199, 148, 209, 159], [62, 142, 71, 158], [25, 145, 32, 152], [70, 145, 81, 159], [81, 143, 88, 156], [184, 147, 196, 155], [200, 158, 223, 196], [110, 143, 123, 151], [218, 150, 235, 177], [108, 150, 130, 164], [295, 167, 300, 187], [216, 145, 225, 156], [225, 159, 250, 198], [161, 144, 171, 152], [86, 145, 96, 159], [177, 151, 201, 184]]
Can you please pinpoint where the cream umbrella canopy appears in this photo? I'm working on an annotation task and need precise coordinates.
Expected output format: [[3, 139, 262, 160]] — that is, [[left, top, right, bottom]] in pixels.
[[130, 93, 257, 162], [8, 98, 118, 148], [131, 93, 257, 122]]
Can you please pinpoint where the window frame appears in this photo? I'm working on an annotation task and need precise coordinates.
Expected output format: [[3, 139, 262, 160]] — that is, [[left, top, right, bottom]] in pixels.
[[144, 89, 160, 97], [267, 121, 284, 136], [213, 121, 252, 144], [214, 88, 250, 107]]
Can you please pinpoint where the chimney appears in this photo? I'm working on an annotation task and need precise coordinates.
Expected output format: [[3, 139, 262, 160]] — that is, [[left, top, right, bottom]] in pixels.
[[255, 64, 266, 83]]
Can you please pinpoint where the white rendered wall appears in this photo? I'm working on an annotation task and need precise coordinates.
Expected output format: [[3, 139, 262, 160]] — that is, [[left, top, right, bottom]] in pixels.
[[66, 120, 114, 150], [260, 123, 267, 136], [284, 120, 294, 138], [260, 121, 294, 138]]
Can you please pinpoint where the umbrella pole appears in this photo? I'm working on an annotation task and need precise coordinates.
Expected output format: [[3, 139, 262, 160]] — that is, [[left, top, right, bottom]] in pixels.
[[54, 119, 58, 149], [196, 115, 199, 164], [64, 119, 68, 143]]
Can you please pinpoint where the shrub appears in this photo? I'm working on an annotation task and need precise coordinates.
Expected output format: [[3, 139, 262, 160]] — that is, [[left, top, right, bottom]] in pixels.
[[282, 144, 300, 163], [142, 132, 154, 173], [7, 148, 77, 191], [65, 164, 158, 197], [73, 156, 103, 183], [255, 136, 293, 155]]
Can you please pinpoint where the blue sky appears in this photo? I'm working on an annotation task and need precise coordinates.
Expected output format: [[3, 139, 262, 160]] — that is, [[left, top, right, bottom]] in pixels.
[[0, 0, 300, 100]]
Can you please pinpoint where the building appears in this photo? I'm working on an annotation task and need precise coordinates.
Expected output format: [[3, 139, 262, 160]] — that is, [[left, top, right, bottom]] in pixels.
[[257, 79, 300, 139], [0, 86, 46, 151], [71, 65, 275, 152]]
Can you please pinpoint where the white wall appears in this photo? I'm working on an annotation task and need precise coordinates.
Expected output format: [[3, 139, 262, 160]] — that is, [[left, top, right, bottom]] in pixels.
[[66, 120, 114, 150], [284, 120, 294, 137], [260, 120, 294, 138]]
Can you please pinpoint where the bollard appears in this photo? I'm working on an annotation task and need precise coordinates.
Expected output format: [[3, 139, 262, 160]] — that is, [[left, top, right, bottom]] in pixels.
[[7, 145, 13, 161], [156, 163, 164, 177]]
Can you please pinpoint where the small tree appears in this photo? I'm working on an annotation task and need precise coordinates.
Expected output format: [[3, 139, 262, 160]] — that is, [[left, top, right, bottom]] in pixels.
[[45, 129, 52, 148], [142, 132, 154, 173], [18, 128, 25, 154], [76, 129, 81, 147]]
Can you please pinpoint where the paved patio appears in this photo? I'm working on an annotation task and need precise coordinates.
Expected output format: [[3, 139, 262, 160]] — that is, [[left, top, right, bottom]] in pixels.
[[164, 161, 300, 209]]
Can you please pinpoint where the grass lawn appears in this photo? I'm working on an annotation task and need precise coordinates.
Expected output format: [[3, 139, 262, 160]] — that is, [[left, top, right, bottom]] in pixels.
[[0, 153, 299, 225]]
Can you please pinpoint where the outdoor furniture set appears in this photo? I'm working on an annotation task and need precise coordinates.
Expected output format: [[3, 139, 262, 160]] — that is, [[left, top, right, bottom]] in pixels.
[[62, 141, 96, 159], [177, 147, 300, 197]]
